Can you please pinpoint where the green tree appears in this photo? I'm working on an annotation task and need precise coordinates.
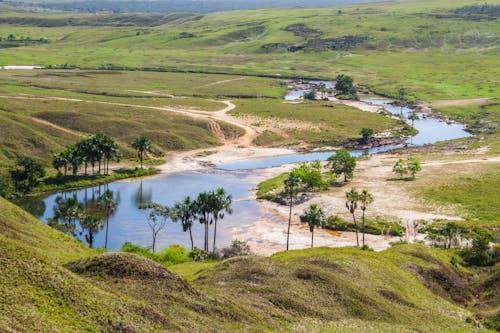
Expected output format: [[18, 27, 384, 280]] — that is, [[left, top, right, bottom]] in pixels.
[[392, 157, 421, 180], [335, 74, 357, 96], [407, 112, 419, 127], [80, 214, 103, 248], [328, 149, 356, 182], [52, 151, 69, 176], [345, 188, 360, 247], [211, 188, 233, 253], [195, 191, 213, 252], [397, 87, 408, 115], [319, 83, 328, 99], [303, 89, 316, 100], [358, 189, 374, 248], [98, 189, 117, 249], [9, 156, 45, 194], [291, 161, 326, 191], [139, 202, 170, 253], [359, 128, 374, 144], [66, 144, 82, 176], [407, 157, 422, 179], [100, 135, 120, 175], [441, 222, 462, 249], [284, 174, 302, 251], [171, 196, 196, 250], [131, 136, 152, 168], [461, 228, 493, 266], [300, 204, 326, 248]]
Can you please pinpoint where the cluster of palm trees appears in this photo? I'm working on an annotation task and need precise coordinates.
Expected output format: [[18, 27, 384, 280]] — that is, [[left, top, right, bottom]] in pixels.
[[50, 189, 117, 249], [53, 134, 120, 176], [139, 188, 232, 253]]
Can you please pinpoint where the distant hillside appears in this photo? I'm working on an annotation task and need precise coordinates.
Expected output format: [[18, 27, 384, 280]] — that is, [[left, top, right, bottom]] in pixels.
[[0, 195, 497, 331], [7, 0, 382, 14]]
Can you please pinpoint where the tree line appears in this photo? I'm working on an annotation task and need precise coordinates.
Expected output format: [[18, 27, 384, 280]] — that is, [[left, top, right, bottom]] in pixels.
[[52, 134, 120, 176]]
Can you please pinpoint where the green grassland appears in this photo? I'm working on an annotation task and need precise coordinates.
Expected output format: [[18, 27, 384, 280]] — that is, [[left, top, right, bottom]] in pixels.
[[0, 70, 403, 169], [1, 195, 498, 331], [0, 0, 498, 101], [230, 98, 404, 147]]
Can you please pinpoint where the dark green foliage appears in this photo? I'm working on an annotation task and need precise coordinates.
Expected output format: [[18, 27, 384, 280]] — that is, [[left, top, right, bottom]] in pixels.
[[359, 127, 374, 144], [9, 156, 45, 194], [221, 240, 251, 258], [290, 161, 327, 191], [335, 74, 357, 98], [131, 135, 152, 168], [300, 204, 326, 248], [461, 228, 495, 266], [325, 215, 405, 236], [303, 89, 317, 100], [327, 149, 356, 182], [0, 170, 14, 198]]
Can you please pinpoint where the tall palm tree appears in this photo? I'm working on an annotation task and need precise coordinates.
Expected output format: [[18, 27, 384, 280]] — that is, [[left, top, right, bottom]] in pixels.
[[100, 135, 119, 175], [66, 144, 82, 176], [300, 204, 326, 248], [171, 196, 196, 250], [80, 214, 103, 248], [345, 188, 360, 247], [131, 136, 152, 168], [52, 151, 69, 176], [284, 173, 302, 251], [211, 188, 233, 253], [195, 191, 212, 252], [358, 189, 374, 248], [98, 189, 117, 249]]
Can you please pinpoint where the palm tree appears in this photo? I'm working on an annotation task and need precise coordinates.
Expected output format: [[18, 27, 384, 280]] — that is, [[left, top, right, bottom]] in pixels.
[[100, 135, 119, 175], [80, 214, 103, 248], [52, 151, 69, 176], [397, 87, 407, 116], [211, 188, 233, 253], [195, 191, 213, 252], [407, 112, 419, 145], [131, 136, 152, 168], [300, 204, 326, 248], [66, 144, 82, 176], [358, 190, 374, 248], [98, 189, 117, 249], [53, 196, 83, 235], [171, 196, 196, 250], [345, 188, 360, 247], [284, 173, 302, 251]]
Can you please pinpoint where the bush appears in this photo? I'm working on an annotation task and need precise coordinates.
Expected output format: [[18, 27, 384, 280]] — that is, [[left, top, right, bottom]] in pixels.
[[0, 171, 14, 198], [221, 240, 251, 258], [324, 215, 405, 236], [158, 245, 191, 265], [121, 242, 192, 266], [460, 228, 494, 266], [189, 247, 210, 261]]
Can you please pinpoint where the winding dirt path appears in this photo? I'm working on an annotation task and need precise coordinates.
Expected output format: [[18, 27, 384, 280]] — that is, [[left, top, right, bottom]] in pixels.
[[30, 117, 86, 138]]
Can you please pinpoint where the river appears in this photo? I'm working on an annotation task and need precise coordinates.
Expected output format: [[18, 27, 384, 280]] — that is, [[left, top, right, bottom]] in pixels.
[[20, 95, 471, 252]]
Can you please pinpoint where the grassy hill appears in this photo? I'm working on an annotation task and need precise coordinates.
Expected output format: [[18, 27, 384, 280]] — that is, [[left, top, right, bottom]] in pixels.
[[0, 195, 497, 331]]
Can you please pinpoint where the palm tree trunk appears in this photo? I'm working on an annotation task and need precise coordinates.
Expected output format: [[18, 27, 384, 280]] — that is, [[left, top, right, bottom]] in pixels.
[[140, 151, 143, 168], [286, 194, 293, 251], [352, 213, 359, 246], [213, 219, 217, 253], [189, 227, 194, 251], [311, 229, 314, 248], [362, 210, 365, 248]]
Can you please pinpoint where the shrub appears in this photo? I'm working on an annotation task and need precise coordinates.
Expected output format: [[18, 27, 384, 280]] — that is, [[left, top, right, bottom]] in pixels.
[[221, 240, 251, 258], [189, 247, 210, 261], [325, 215, 405, 236], [460, 228, 494, 266], [158, 245, 191, 265]]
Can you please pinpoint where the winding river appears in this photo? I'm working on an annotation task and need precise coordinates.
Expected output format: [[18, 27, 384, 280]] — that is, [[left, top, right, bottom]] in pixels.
[[20, 95, 471, 252]]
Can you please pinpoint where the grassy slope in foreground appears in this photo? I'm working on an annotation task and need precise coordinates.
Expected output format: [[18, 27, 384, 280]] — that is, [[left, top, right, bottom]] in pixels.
[[1, 196, 496, 332]]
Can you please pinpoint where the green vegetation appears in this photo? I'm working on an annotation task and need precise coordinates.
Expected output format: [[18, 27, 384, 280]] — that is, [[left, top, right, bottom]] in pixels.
[[1, 195, 498, 331], [0, 1, 497, 101], [230, 98, 402, 147], [328, 149, 357, 182], [300, 204, 326, 248], [420, 163, 500, 224], [9, 156, 45, 194], [392, 157, 422, 180], [325, 215, 406, 237]]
